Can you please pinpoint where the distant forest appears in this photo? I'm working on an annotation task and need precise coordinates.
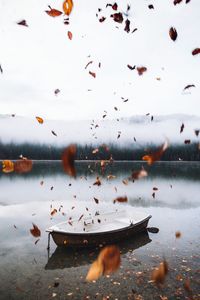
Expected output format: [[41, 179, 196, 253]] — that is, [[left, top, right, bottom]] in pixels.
[[0, 141, 200, 161]]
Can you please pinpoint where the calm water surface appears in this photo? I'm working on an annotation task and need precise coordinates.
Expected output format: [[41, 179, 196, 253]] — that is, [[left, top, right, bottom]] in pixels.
[[0, 161, 200, 299]]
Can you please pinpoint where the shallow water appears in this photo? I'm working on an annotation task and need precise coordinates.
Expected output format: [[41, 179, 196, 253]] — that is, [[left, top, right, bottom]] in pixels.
[[0, 161, 200, 299]]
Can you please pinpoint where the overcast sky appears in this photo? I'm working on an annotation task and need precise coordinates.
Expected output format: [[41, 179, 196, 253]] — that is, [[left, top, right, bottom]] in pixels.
[[0, 0, 200, 121]]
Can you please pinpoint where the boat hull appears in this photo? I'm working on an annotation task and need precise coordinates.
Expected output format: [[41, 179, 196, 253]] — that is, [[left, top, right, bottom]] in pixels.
[[50, 216, 151, 247]]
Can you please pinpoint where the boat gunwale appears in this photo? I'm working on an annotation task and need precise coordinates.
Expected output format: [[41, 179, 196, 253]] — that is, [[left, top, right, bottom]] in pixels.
[[47, 215, 152, 237]]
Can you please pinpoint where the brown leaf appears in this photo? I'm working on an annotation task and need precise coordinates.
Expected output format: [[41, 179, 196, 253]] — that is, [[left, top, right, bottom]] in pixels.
[[127, 64, 135, 70], [124, 19, 130, 33], [194, 129, 199, 137], [2, 160, 14, 173], [151, 260, 168, 284], [137, 66, 147, 75], [86, 245, 121, 281], [89, 71, 96, 78], [148, 4, 154, 9], [192, 48, 200, 56], [153, 187, 158, 191], [169, 27, 177, 41], [152, 192, 155, 198], [54, 89, 60, 95], [36, 116, 44, 124], [62, 144, 76, 177], [99, 16, 106, 23], [0, 64, 3, 74], [184, 84, 195, 90], [111, 13, 123, 23], [112, 3, 118, 10], [94, 197, 99, 204], [142, 140, 168, 165], [30, 223, 41, 238], [63, 0, 74, 16], [45, 7, 62, 17], [180, 123, 184, 133], [51, 130, 57, 136], [132, 169, 148, 180], [51, 209, 57, 216], [184, 139, 191, 144], [175, 231, 181, 238], [173, 0, 183, 5], [113, 196, 128, 204], [14, 159, 33, 173], [68, 31, 73, 40], [17, 20, 28, 27], [93, 177, 101, 186]]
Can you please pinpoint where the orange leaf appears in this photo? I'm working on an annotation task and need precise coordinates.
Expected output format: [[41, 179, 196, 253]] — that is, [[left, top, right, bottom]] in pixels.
[[137, 66, 147, 75], [14, 159, 33, 174], [51, 209, 57, 216], [36, 116, 44, 124], [113, 196, 128, 204], [175, 231, 181, 238], [63, 0, 73, 16], [30, 223, 41, 238], [151, 260, 168, 284], [2, 160, 14, 173], [68, 31, 73, 40], [61, 144, 76, 177], [86, 245, 121, 281], [45, 7, 62, 17], [142, 140, 168, 165]]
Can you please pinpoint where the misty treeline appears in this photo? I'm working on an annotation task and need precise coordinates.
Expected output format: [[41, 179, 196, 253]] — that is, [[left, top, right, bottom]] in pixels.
[[0, 141, 200, 161]]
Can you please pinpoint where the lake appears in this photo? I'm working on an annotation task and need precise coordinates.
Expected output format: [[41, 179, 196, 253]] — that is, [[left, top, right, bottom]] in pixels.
[[0, 161, 200, 299]]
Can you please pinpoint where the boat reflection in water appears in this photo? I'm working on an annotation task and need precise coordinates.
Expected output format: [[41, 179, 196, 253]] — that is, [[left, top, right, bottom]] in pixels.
[[45, 230, 151, 270]]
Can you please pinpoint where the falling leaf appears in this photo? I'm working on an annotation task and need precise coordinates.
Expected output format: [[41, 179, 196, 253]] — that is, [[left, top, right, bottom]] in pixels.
[[30, 223, 41, 238], [111, 13, 123, 23], [183, 278, 192, 292], [142, 140, 168, 165], [92, 148, 99, 154], [192, 48, 200, 56], [107, 174, 116, 180], [153, 187, 158, 191], [173, 0, 183, 5], [184, 139, 191, 144], [113, 196, 128, 204], [40, 180, 44, 186], [180, 123, 184, 133], [132, 169, 148, 180], [45, 6, 62, 17], [0, 64, 3, 73], [86, 245, 121, 281], [51, 209, 57, 216], [148, 4, 154, 9], [89, 71, 96, 78], [151, 260, 168, 284], [93, 177, 101, 186], [36, 116, 44, 124], [194, 129, 199, 137], [51, 130, 57, 136], [2, 160, 14, 173], [122, 179, 129, 185], [169, 27, 177, 41], [124, 19, 130, 33], [68, 31, 73, 40], [35, 239, 40, 245], [147, 227, 159, 233], [184, 84, 195, 90], [85, 61, 93, 69], [63, 0, 74, 16], [185, 0, 191, 3], [17, 20, 28, 27], [94, 197, 99, 204], [152, 192, 155, 198], [14, 159, 33, 173], [62, 144, 76, 177], [112, 3, 118, 10], [114, 107, 118, 111], [137, 66, 147, 75], [99, 16, 106, 22], [175, 231, 181, 238], [132, 28, 138, 33], [54, 89, 60, 95], [127, 64, 135, 70], [78, 214, 84, 221]]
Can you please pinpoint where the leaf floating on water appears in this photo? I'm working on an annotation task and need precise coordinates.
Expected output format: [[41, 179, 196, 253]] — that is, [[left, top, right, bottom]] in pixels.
[[86, 245, 121, 281], [17, 20, 28, 27], [169, 27, 177, 41], [67, 31, 73, 40], [30, 223, 41, 238], [113, 196, 128, 204], [147, 227, 159, 233], [14, 159, 33, 173], [63, 0, 74, 16], [62, 144, 77, 177], [2, 160, 14, 173], [137, 66, 147, 75], [192, 48, 200, 56], [45, 6, 62, 17], [142, 140, 169, 165], [175, 231, 181, 238], [151, 260, 168, 284], [36, 116, 44, 124]]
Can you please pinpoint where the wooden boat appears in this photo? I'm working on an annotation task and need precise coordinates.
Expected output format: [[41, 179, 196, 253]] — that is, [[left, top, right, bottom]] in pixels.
[[46, 207, 151, 247]]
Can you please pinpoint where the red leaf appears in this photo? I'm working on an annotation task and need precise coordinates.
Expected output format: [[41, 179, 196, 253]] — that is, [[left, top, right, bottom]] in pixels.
[[89, 71, 96, 78], [169, 27, 177, 41], [30, 224, 41, 238], [137, 66, 147, 75], [111, 13, 123, 23], [68, 31, 73, 40], [192, 48, 200, 56], [151, 260, 168, 284], [124, 19, 130, 33], [62, 144, 76, 177], [45, 7, 62, 17]]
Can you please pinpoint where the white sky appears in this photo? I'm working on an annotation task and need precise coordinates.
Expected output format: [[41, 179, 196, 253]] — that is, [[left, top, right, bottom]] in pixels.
[[0, 0, 200, 121]]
